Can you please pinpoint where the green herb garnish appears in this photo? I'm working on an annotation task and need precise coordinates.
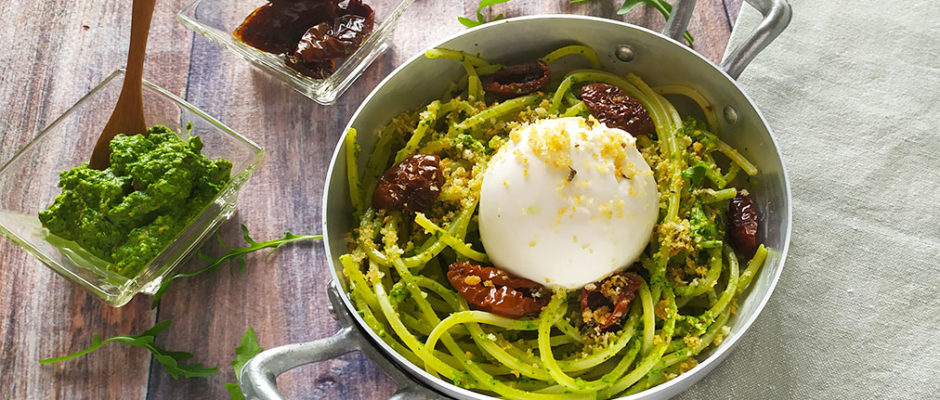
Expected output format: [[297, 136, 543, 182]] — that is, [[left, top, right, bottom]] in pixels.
[[225, 327, 265, 400], [459, 0, 513, 28], [151, 225, 322, 308], [39, 320, 218, 379]]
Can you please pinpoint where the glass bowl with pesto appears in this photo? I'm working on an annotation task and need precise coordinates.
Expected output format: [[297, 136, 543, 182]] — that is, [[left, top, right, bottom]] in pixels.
[[0, 70, 264, 307], [177, 0, 414, 105]]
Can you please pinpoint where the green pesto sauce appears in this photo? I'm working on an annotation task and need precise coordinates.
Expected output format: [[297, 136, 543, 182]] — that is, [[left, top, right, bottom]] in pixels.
[[38, 125, 233, 278]]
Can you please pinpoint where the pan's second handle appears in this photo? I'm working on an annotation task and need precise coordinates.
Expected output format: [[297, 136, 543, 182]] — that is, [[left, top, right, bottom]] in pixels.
[[239, 281, 439, 400], [662, 0, 698, 42], [238, 282, 364, 400], [720, 0, 792, 79], [239, 326, 360, 400]]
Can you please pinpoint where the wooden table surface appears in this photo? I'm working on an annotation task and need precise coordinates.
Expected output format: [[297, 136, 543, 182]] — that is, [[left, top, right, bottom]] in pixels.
[[0, 1, 742, 398]]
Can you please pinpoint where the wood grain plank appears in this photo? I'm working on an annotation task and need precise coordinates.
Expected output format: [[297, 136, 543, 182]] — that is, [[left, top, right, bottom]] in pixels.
[[144, 2, 406, 398], [0, 0, 193, 399], [143, 46, 404, 400]]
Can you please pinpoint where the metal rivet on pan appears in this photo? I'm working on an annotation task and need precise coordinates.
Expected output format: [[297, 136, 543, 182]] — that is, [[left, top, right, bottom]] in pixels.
[[615, 45, 635, 62], [724, 105, 739, 124]]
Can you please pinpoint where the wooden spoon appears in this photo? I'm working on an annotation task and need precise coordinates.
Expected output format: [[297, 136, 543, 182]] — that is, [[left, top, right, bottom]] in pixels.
[[89, 0, 157, 170]]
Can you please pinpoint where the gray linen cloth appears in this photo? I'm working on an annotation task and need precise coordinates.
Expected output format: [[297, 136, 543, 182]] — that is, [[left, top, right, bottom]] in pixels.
[[676, 1, 940, 399]]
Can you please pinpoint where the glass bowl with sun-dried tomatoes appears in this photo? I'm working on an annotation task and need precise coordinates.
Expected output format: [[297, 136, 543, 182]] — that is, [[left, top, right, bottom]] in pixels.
[[178, 0, 414, 105]]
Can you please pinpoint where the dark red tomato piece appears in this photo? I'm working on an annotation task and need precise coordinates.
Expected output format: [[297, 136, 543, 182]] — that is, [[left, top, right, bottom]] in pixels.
[[447, 261, 549, 318], [293, 0, 374, 62], [482, 60, 551, 98], [580, 83, 655, 136], [728, 192, 760, 256], [372, 154, 444, 212], [579, 272, 643, 332]]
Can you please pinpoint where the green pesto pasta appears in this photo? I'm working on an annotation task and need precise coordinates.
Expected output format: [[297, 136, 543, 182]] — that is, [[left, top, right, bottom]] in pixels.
[[341, 45, 768, 399]]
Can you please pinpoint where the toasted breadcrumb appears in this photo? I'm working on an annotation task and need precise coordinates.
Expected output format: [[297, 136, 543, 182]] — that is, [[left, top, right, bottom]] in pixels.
[[463, 275, 482, 286]]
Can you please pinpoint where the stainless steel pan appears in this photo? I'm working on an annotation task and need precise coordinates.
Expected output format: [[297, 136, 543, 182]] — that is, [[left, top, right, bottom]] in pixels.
[[241, 1, 792, 398]]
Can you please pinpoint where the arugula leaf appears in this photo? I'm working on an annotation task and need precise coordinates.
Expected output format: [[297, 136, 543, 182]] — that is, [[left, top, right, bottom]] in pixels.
[[40, 320, 219, 379], [151, 225, 322, 308], [459, 0, 513, 28], [226, 327, 265, 400], [226, 384, 245, 400], [458, 16, 483, 28], [232, 327, 263, 379], [616, 0, 695, 45], [617, 0, 656, 14]]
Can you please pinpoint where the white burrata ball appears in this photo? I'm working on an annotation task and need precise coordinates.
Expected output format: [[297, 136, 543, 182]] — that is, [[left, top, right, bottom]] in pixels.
[[478, 117, 659, 289]]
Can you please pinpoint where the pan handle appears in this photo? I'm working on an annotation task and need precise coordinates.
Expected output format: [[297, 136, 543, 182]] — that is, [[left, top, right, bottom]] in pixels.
[[239, 327, 358, 400], [660, 0, 791, 79], [239, 281, 437, 400], [720, 0, 792, 79], [662, 0, 697, 42]]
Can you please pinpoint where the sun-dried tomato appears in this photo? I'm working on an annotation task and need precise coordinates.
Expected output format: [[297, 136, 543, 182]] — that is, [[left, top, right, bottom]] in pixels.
[[579, 272, 643, 332], [372, 154, 444, 212], [581, 83, 655, 136], [293, 1, 374, 63], [233, 0, 337, 54], [728, 192, 759, 256], [447, 262, 549, 318], [234, 0, 375, 79], [482, 60, 551, 98]]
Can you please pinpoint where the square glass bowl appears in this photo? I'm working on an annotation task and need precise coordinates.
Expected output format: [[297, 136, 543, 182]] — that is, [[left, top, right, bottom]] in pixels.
[[0, 70, 264, 307], [178, 0, 415, 105]]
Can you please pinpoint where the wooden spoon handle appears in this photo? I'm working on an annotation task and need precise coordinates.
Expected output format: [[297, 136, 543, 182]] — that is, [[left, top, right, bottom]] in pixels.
[[123, 0, 156, 96], [89, 0, 157, 170]]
